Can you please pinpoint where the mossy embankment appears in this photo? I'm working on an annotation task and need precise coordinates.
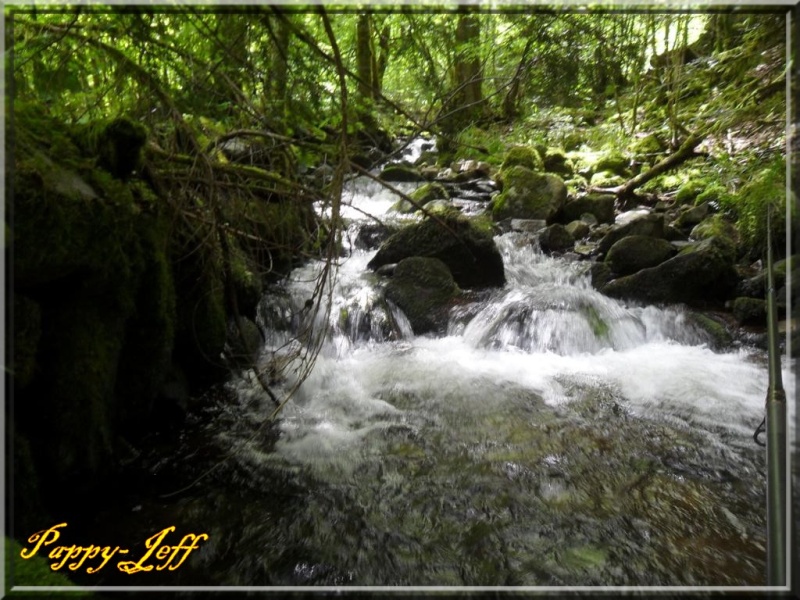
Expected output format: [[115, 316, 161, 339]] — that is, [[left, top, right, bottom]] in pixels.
[[9, 103, 313, 537]]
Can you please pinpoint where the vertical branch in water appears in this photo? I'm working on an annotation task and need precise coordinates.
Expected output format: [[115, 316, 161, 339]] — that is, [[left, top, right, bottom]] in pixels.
[[266, 8, 350, 422]]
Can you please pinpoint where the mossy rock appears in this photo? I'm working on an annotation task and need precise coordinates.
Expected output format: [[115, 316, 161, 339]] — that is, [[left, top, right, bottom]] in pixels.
[[690, 214, 740, 245], [560, 193, 615, 225], [589, 171, 625, 188], [379, 163, 426, 182], [602, 237, 738, 308], [565, 220, 590, 240], [391, 182, 449, 213], [598, 213, 664, 255], [592, 151, 630, 177], [604, 235, 677, 276], [675, 179, 711, 205], [492, 166, 567, 223], [385, 257, 460, 335], [543, 147, 573, 177], [685, 312, 734, 350], [674, 202, 710, 229], [696, 183, 728, 206], [732, 297, 766, 325], [368, 212, 505, 289], [500, 145, 544, 172], [538, 223, 574, 253]]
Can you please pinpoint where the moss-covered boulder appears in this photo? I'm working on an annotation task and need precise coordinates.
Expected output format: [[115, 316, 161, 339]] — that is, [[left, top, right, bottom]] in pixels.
[[690, 214, 740, 247], [493, 166, 567, 223], [604, 235, 677, 276], [391, 182, 449, 213], [560, 193, 615, 224], [597, 213, 664, 255], [501, 145, 543, 172], [385, 257, 460, 335], [592, 151, 630, 177], [589, 171, 626, 188], [379, 163, 426, 182], [367, 212, 505, 288], [601, 237, 738, 308]]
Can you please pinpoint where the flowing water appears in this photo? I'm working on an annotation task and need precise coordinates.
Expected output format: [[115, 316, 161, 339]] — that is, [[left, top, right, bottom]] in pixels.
[[87, 175, 795, 588]]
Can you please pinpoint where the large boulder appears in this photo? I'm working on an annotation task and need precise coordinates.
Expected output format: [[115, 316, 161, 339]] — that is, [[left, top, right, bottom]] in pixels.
[[604, 235, 677, 276], [601, 236, 738, 307], [597, 213, 664, 255], [384, 257, 460, 335], [367, 212, 505, 288], [492, 166, 567, 223], [560, 193, 616, 224]]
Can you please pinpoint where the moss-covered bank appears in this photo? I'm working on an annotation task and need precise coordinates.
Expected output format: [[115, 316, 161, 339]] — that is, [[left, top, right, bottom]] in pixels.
[[9, 103, 312, 538]]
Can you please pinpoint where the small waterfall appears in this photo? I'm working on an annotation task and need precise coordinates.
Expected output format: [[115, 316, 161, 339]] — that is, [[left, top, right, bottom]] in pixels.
[[180, 156, 793, 586]]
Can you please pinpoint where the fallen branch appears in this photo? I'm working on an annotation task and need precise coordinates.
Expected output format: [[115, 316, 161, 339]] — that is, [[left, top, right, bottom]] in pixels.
[[590, 132, 707, 199]]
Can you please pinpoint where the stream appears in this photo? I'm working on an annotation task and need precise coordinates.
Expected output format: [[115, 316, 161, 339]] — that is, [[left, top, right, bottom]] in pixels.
[[75, 165, 795, 589]]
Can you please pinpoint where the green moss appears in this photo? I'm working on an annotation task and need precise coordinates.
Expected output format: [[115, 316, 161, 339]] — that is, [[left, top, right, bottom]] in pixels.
[[6, 537, 92, 594], [501, 145, 543, 172], [675, 179, 710, 205], [584, 305, 609, 339]]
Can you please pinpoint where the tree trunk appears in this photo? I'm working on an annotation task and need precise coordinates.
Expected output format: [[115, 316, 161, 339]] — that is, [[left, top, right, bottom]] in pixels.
[[356, 14, 374, 102], [454, 11, 483, 119]]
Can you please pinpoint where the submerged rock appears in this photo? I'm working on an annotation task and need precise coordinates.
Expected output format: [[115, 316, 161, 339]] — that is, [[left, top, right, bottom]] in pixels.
[[384, 257, 460, 335], [368, 212, 506, 288]]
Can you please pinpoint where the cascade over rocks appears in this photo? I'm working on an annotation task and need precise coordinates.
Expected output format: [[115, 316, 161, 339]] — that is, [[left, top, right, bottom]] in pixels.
[[384, 257, 460, 335], [601, 236, 738, 307], [368, 213, 506, 289]]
